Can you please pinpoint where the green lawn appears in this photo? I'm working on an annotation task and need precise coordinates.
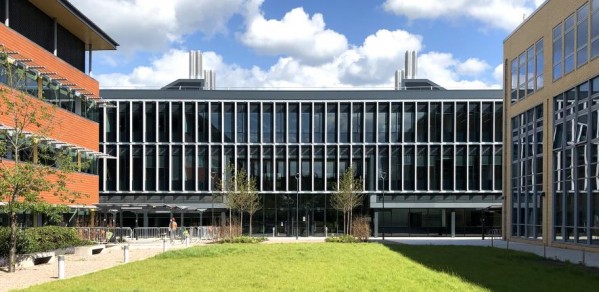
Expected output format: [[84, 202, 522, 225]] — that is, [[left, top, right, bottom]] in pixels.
[[22, 243, 599, 292]]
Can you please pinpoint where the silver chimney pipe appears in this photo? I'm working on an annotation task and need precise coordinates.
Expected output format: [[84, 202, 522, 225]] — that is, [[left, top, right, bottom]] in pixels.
[[412, 51, 417, 78], [189, 51, 195, 79]]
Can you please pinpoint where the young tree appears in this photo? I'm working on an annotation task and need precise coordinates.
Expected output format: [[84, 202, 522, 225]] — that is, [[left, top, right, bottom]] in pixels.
[[240, 173, 260, 236], [0, 51, 84, 273], [216, 162, 240, 238], [331, 166, 364, 235]]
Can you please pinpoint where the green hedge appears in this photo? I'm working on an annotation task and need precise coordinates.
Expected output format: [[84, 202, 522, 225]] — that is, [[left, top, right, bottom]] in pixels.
[[218, 236, 267, 244], [0, 226, 92, 257], [325, 235, 361, 243]]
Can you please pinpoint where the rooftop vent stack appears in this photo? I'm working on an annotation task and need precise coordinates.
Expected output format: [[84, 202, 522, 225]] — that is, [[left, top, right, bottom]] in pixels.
[[189, 51, 195, 79], [404, 50, 418, 79], [196, 51, 203, 79], [203, 69, 215, 90], [395, 69, 404, 90], [412, 50, 417, 78]]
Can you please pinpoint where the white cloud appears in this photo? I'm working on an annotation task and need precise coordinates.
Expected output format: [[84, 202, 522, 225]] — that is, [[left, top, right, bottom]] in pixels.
[[493, 64, 504, 84], [456, 58, 490, 76], [70, 0, 249, 53], [97, 31, 500, 90], [240, 7, 348, 64], [382, 0, 544, 31]]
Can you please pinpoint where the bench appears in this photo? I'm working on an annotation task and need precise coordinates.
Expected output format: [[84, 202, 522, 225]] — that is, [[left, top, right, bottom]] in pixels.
[[15, 251, 55, 268]]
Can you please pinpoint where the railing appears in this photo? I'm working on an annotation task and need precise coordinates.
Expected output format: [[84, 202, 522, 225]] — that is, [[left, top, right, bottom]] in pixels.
[[74, 227, 133, 243], [130, 226, 221, 241]]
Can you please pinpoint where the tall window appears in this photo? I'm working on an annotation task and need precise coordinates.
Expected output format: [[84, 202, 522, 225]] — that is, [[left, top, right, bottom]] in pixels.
[[577, 4, 589, 67], [443, 103, 454, 142], [416, 103, 428, 142], [224, 103, 234, 143], [404, 103, 415, 143], [592, 0, 599, 58], [172, 146, 182, 191], [391, 103, 402, 142], [536, 40, 544, 90], [340, 104, 350, 143], [302, 104, 312, 143], [553, 24, 563, 81], [276, 104, 286, 143], [145, 103, 155, 142], [526, 46, 535, 96], [469, 102, 479, 143], [145, 146, 155, 191], [352, 104, 363, 143], [211, 103, 221, 143], [184, 103, 195, 142], [237, 103, 247, 143], [185, 147, 195, 190], [132, 102, 143, 142], [263, 104, 273, 143], [250, 104, 260, 143], [171, 103, 182, 142], [365, 104, 376, 143], [564, 14, 575, 74], [375, 103, 387, 143], [288, 104, 298, 143], [327, 104, 337, 143], [198, 103, 208, 142], [158, 102, 168, 142], [119, 102, 129, 143], [511, 58, 518, 102], [314, 104, 325, 143]]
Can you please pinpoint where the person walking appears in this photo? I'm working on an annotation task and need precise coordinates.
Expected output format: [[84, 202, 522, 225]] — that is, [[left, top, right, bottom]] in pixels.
[[169, 218, 178, 244]]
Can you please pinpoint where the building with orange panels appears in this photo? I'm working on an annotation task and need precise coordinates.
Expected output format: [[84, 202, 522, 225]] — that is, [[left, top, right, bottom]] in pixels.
[[504, 0, 599, 251], [0, 0, 117, 226]]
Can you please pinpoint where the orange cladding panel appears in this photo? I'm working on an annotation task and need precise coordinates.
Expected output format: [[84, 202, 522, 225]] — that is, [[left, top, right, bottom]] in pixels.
[[0, 161, 99, 205], [0, 85, 99, 151], [0, 25, 99, 96]]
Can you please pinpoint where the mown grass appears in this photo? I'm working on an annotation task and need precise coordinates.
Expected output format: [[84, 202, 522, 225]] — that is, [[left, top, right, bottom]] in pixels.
[[21, 243, 599, 292]]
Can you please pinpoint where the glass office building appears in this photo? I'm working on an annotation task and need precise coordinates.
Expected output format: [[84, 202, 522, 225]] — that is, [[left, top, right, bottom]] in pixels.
[[505, 0, 599, 250], [98, 79, 503, 237]]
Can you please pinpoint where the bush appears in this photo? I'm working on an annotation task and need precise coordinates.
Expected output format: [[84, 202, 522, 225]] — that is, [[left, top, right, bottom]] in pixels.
[[352, 216, 371, 242], [325, 235, 361, 243], [218, 236, 267, 244], [0, 226, 92, 257]]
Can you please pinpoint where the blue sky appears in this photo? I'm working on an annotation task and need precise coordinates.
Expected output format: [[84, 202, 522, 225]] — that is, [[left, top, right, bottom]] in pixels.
[[70, 0, 545, 89]]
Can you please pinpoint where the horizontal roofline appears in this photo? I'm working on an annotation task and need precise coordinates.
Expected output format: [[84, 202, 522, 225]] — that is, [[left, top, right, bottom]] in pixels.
[[28, 0, 118, 50], [100, 88, 502, 101]]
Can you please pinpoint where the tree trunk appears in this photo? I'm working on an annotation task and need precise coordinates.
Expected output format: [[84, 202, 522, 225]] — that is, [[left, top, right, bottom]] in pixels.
[[240, 212, 244, 236], [9, 211, 17, 273], [249, 214, 253, 236], [342, 212, 346, 234], [229, 208, 232, 238]]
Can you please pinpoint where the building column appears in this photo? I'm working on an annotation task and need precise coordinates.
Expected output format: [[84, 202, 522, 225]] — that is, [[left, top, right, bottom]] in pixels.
[[374, 210, 379, 238], [451, 211, 456, 238], [143, 211, 148, 227], [180, 212, 184, 227], [90, 209, 95, 227], [53, 18, 58, 56], [4, 0, 9, 27]]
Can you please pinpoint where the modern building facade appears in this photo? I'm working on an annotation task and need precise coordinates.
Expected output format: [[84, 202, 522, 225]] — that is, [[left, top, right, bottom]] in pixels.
[[99, 77, 503, 237], [504, 0, 599, 250], [0, 0, 117, 226]]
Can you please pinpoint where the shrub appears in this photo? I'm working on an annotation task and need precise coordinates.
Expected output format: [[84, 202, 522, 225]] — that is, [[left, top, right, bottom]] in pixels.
[[325, 235, 361, 243], [0, 226, 92, 257], [352, 216, 371, 242], [218, 236, 267, 244]]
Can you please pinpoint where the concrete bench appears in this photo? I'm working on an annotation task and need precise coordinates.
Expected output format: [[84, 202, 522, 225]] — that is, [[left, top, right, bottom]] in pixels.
[[72, 244, 106, 256], [16, 251, 56, 268]]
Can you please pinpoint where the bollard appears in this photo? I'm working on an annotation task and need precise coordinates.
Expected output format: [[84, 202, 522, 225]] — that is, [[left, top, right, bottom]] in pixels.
[[272, 227, 276, 237], [325, 226, 328, 238], [58, 255, 65, 279], [123, 245, 129, 263], [185, 237, 189, 247], [163, 238, 167, 252]]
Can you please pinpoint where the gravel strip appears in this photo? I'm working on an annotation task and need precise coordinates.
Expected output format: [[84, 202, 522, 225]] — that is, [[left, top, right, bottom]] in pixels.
[[0, 241, 196, 292]]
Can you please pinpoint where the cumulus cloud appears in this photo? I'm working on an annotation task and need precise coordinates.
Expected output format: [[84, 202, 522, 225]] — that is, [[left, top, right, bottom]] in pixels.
[[70, 0, 249, 53], [456, 58, 490, 76], [382, 0, 544, 31], [97, 31, 500, 90], [240, 7, 348, 64]]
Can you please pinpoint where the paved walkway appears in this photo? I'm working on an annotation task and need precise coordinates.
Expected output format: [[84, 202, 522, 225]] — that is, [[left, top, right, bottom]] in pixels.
[[373, 237, 599, 268]]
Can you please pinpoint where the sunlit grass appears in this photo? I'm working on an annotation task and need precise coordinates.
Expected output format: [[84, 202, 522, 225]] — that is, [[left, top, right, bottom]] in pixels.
[[21, 243, 599, 292]]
